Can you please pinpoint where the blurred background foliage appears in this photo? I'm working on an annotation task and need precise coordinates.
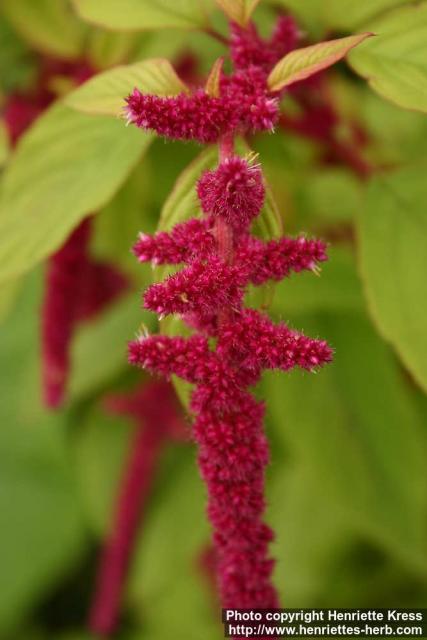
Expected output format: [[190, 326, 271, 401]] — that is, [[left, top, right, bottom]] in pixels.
[[0, 1, 426, 639]]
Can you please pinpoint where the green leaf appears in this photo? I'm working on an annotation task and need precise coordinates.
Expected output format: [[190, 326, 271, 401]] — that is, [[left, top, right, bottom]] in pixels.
[[269, 463, 352, 605], [270, 0, 412, 33], [271, 247, 363, 315], [158, 146, 217, 232], [0, 277, 20, 323], [254, 180, 283, 239], [360, 90, 427, 164], [349, 3, 427, 113], [131, 27, 225, 76], [0, 15, 37, 94], [325, 0, 413, 30], [357, 165, 427, 393], [0, 272, 87, 633], [72, 0, 208, 31], [215, 0, 260, 26], [267, 0, 327, 36], [86, 29, 140, 70], [70, 294, 154, 401], [92, 162, 153, 276], [65, 59, 188, 117], [1, 0, 86, 59], [264, 310, 427, 573], [299, 169, 363, 224], [268, 33, 373, 91], [0, 104, 150, 283]]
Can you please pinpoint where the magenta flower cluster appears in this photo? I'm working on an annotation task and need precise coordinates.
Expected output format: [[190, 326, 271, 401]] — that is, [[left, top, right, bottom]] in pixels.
[[126, 66, 278, 143], [128, 157, 332, 608], [126, 12, 333, 616], [125, 16, 301, 146], [42, 218, 128, 408], [230, 15, 299, 72]]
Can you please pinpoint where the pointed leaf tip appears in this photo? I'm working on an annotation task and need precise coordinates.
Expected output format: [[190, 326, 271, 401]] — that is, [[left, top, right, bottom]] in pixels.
[[215, 0, 261, 26], [205, 57, 224, 98], [268, 32, 374, 92]]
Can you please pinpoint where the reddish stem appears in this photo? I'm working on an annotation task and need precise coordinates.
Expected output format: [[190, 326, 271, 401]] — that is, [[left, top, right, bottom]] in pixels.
[[216, 135, 235, 324], [215, 216, 234, 265], [203, 26, 229, 46], [219, 133, 235, 162], [216, 134, 235, 262]]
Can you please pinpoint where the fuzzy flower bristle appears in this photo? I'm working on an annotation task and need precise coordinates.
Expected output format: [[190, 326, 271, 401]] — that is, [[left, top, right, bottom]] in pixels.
[[217, 309, 333, 374], [125, 89, 234, 144], [237, 235, 328, 284], [197, 156, 265, 233], [144, 257, 246, 317], [193, 394, 278, 608], [125, 67, 279, 144], [269, 15, 300, 64], [132, 218, 215, 265]]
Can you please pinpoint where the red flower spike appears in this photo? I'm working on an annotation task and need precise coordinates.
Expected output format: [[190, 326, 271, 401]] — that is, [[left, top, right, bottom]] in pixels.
[[193, 395, 278, 609], [132, 218, 215, 265], [125, 67, 279, 143], [42, 219, 92, 408], [128, 334, 211, 383], [220, 67, 279, 131], [231, 16, 299, 73], [230, 22, 274, 72], [76, 262, 129, 321], [125, 89, 237, 144], [143, 257, 246, 317], [42, 219, 129, 409], [127, 12, 334, 619], [197, 157, 265, 234], [129, 151, 332, 614], [217, 309, 333, 374], [237, 235, 328, 284]]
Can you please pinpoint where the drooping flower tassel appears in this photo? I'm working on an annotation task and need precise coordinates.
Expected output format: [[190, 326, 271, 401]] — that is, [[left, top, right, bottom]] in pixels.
[[41, 218, 128, 408], [41, 219, 92, 408], [89, 381, 186, 636]]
